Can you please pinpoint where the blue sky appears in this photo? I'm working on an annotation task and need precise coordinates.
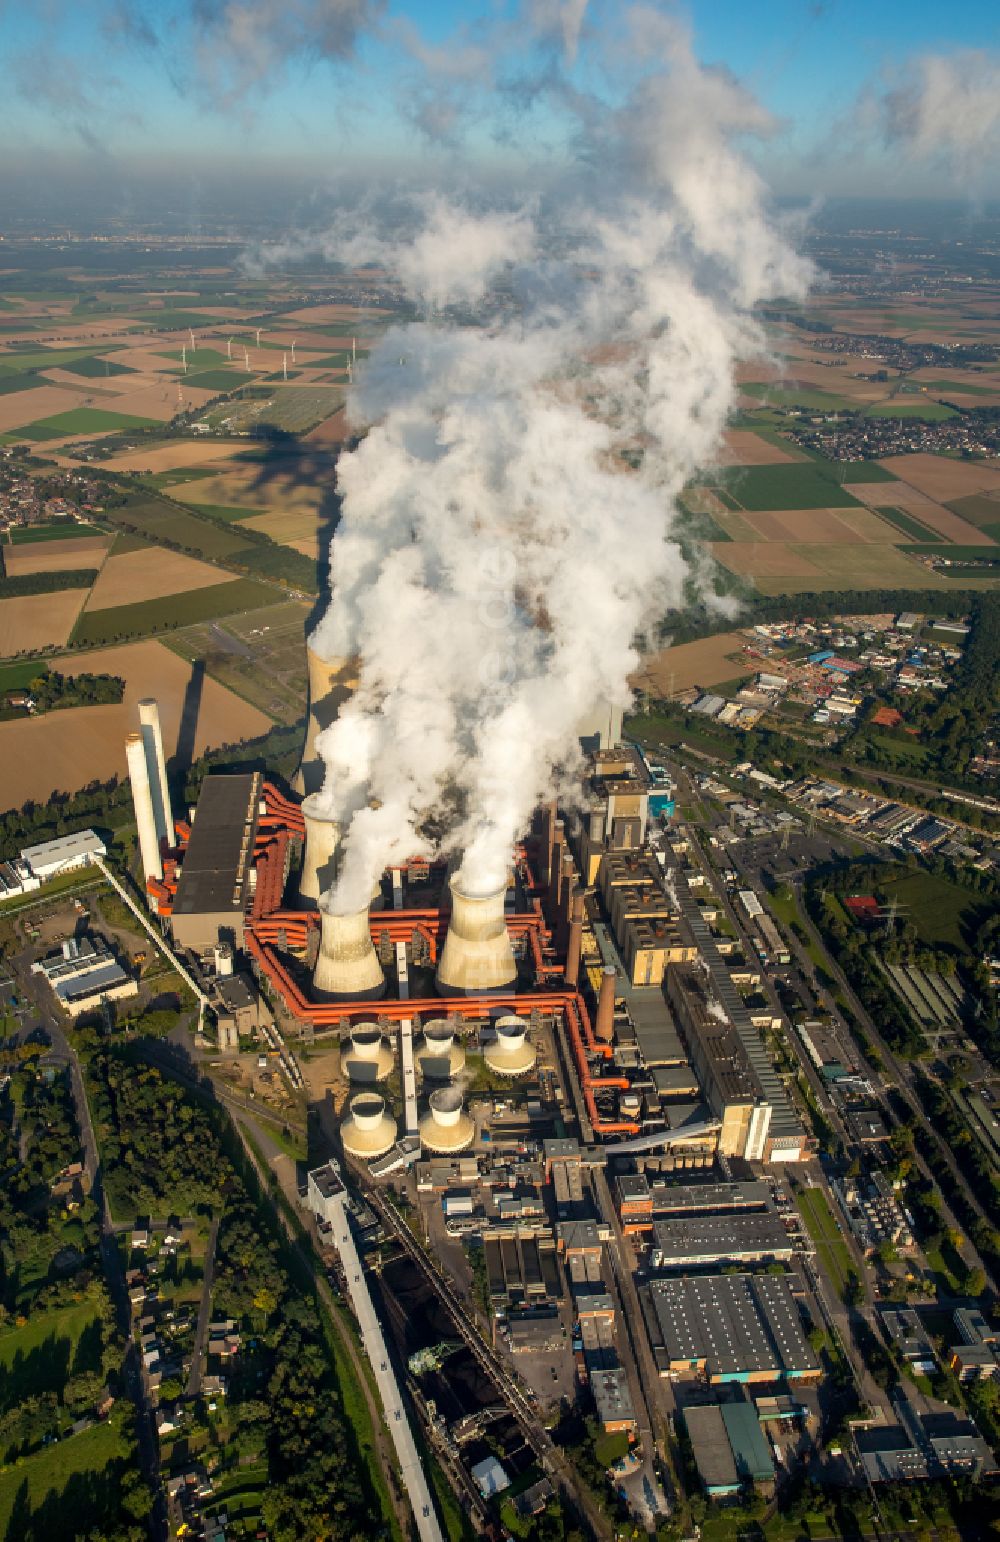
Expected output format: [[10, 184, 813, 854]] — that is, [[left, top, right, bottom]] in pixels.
[[3, 0, 999, 196]]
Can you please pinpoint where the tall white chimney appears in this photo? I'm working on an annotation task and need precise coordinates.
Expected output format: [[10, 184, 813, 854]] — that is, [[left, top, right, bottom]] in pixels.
[[299, 793, 340, 905], [137, 697, 172, 847], [436, 876, 516, 995], [294, 644, 359, 796], [125, 732, 163, 885], [313, 899, 386, 1001]]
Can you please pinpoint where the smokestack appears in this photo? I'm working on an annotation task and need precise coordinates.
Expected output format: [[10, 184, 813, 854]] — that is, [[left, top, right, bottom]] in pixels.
[[436, 876, 516, 995], [125, 733, 163, 886], [545, 800, 557, 877], [558, 852, 577, 949], [596, 965, 617, 1043], [294, 644, 359, 796], [299, 793, 340, 905], [565, 894, 586, 987], [137, 698, 172, 847], [548, 819, 565, 923], [313, 899, 386, 1001]]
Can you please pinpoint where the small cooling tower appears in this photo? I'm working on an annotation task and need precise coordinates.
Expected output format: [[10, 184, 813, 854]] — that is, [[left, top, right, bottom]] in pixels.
[[418, 1086, 475, 1154], [340, 1092, 397, 1161], [313, 900, 386, 1001], [299, 793, 340, 905], [483, 1014, 537, 1078], [436, 877, 516, 995], [414, 1018, 466, 1080], [295, 645, 359, 796], [340, 1021, 393, 1083]]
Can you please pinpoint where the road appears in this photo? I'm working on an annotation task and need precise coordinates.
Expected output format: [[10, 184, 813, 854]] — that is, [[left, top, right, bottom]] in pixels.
[[186, 1216, 220, 1398]]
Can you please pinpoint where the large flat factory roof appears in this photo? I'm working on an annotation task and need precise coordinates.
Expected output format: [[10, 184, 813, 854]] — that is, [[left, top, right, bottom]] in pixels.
[[649, 1180, 772, 1216], [172, 773, 261, 940], [650, 1211, 794, 1268], [643, 1273, 819, 1383]]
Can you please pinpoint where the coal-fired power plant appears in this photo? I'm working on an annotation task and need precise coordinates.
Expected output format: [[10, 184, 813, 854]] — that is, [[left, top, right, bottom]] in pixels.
[[137, 698, 172, 848], [435, 877, 517, 996], [313, 899, 386, 1001], [299, 793, 340, 905], [126, 731, 163, 886], [295, 644, 359, 796]]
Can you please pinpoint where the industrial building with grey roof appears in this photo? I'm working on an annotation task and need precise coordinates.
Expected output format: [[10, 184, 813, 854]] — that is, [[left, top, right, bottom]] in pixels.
[[642, 1272, 819, 1384]]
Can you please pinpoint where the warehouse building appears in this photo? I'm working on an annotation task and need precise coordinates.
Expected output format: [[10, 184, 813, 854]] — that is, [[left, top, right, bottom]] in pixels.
[[32, 935, 138, 1018], [21, 829, 106, 881], [642, 1273, 819, 1384], [170, 773, 262, 950], [649, 1210, 794, 1269], [683, 1405, 740, 1497]]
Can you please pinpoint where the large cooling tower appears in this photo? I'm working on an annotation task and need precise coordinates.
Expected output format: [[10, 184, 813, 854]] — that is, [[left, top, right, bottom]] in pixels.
[[436, 877, 516, 995], [137, 698, 172, 847], [312, 901, 386, 1001], [418, 1086, 475, 1154], [414, 1018, 466, 1080], [340, 1021, 393, 1083], [299, 793, 340, 905], [294, 645, 359, 796], [125, 733, 162, 885], [340, 1092, 397, 1161], [483, 1014, 537, 1078]]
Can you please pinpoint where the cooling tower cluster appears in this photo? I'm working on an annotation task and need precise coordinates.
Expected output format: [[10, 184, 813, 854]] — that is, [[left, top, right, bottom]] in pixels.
[[483, 1014, 537, 1078], [126, 698, 173, 890], [313, 899, 385, 1001], [414, 1018, 466, 1080], [436, 877, 516, 996], [418, 1086, 475, 1154], [295, 645, 359, 797], [340, 1091, 398, 1161], [340, 1021, 393, 1083], [299, 793, 340, 905]]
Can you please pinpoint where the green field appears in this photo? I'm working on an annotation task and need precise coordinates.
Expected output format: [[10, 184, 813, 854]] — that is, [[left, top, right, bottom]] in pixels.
[[916, 379, 999, 397], [865, 400, 959, 421], [59, 356, 134, 379], [741, 382, 857, 412], [877, 869, 992, 952], [796, 1187, 855, 1297], [0, 1299, 103, 1414], [133, 466, 220, 489], [171, 501, 258, 522], [155, 346, 229, 366], [712, 463, 863, 511], [9, 521, 93, 544], [109, 493, 252, 558], [0, 347, 108, 375], [900, 544, 1000, 560], [837, 462, 898, 483], [165, 598, 310, 726], [0, 660, 45, 691], [874, 505, 946, 542], [184, 369, 248, 391], [19, 407, 160, 439], [0, 374, 48, 397], [946, 494, 1000, 528], [0, 1419, 130, 1537], [70, 577, 275, 646]]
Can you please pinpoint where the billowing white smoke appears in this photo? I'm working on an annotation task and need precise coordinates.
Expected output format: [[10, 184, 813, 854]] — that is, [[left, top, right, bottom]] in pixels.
[[309, 16, 811, 912], [878, 51, 1000, 171]]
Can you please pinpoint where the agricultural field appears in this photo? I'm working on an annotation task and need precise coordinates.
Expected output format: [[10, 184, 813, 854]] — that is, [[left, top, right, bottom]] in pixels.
[[0, 637, 272, 810], [634, 630, 755, 697], [102, 439, 250, 473], [18, 406, 161, 439], [710, 463, 864, 511], [0, 590, 87, 652], [83, 547, 238, 612], [70, 576, 275, 647], [2, 533, 111, 574], [165, 599, 311, 725], [106, 492, 253, 559]]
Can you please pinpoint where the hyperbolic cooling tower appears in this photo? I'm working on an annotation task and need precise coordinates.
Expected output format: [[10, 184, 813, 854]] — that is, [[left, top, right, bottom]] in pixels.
[[137, 698, 172, 847], [340, 1091, 397, 1161], [414, 1018, 466, 1080], [340, 1021, 393, 1083], [299, 793, 340, 905], [312, 899, 386, 1001], [418, 1086, 475, 1154], [125, 732, 162, 885], [483, 1014, 537, 1078], [294, 644, 359, 797], [436, 876, 516, 995]]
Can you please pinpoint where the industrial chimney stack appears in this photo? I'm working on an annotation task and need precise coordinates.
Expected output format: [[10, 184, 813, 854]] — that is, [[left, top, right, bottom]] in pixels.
[[312, 899, 386, 1001], [595, 965, 617, 1043], [137, 698, 172, 848], [125, 733, 163, 886], [299, 793, 340, 905], [436, 876, 517, 995], [565, 893, 586, 987]]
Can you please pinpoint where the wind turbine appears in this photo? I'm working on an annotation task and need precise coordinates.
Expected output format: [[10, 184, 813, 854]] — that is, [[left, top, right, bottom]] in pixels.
[[255, 328, 262, 347], [346, 358, 353, 385], [227, 337, 233, 361], [181, 344, 187, 372], [282, 352, 288, 381], [244, 347, 251, 372], [352, 335, 357, 364], [290, 340, 296, 365], [188, 327, 196, 351]]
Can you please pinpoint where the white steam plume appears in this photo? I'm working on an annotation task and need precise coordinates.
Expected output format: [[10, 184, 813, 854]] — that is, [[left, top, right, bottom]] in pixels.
[[303, 14, 810, 912], [878, 51, 1000, 171]]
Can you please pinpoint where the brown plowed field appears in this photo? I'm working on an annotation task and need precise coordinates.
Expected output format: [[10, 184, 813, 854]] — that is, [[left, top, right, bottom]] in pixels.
[[712, 542, 823, 578], [0, 386, 91, 432], [716, 429, 799, 465], [0, 591, 87, 652], [879, 453, 1000, 502], [0, 639, 271, 811], [3, 535, 111, 574], [303, 407, 350, 445], [739, 507, 890, 543], [633, 630, 754, 695], [84, 548, 237, 611], [102, 440, 249, 473]]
